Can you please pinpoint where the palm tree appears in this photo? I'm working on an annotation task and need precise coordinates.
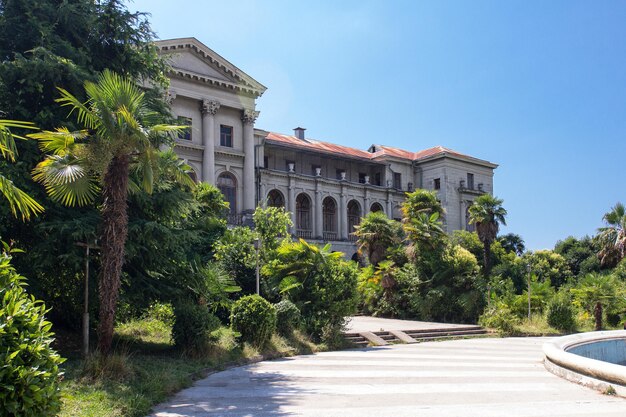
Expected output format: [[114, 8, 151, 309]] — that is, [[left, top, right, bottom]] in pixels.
[[498, 233, 525, 256], [468, 194, 507, 277], [354, 211, 401, 266], [0, 120, 43, 220], [29, 70, 192, 355], [402, 189, 444, 220], [597, 202, 626, 268]]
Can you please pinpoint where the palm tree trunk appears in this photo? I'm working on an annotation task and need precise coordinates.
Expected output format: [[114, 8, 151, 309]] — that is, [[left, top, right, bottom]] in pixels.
[[483, 241, 491, 277], [97, 155, 130, 355]]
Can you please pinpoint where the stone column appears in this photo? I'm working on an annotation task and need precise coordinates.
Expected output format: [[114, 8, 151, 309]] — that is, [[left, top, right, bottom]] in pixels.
[[288, 175, 296, 235], [242, 109, 259, 212], [339, 184, 347, 240], [363, 187, 370, 216], [314, 180, 323, 239], [201, 99, 220, 184], [386, 190, 392, 217]]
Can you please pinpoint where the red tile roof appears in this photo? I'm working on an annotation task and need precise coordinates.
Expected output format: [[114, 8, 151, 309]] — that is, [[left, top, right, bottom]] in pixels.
[[266, 132, 374, 160], [264, 132, 487, 165]]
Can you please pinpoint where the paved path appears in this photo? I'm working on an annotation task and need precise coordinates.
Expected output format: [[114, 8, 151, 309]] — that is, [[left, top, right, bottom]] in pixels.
[[150, 337, 626, 417], [344, 316, 473, 333]]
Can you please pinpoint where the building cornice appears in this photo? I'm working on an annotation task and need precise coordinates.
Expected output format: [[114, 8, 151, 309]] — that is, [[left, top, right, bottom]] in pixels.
[[157, 37, 267, 98]]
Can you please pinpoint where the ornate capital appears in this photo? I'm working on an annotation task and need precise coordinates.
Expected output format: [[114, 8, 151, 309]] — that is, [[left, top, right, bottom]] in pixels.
[[166, 90, 177, 105], [241, 109, 260, 125], [201, 99, 220, 115]]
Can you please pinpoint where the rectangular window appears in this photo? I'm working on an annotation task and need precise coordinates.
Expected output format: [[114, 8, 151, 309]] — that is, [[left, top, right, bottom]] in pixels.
[[220, 125, 233, 147], [177, 116, 192, 141], [467, 173, 474, 189], [374, 172, 381, 186], [263, 156, 269, 169], [393, 172, 402, 189], [358, 173, 367, 184], [434, 178, 441, 190]]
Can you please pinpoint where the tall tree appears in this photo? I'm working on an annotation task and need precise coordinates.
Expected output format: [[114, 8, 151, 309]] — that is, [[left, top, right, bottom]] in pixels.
[[354, 211, 402, 266], [468, 194, 507, 277], [498, 233, 525, 256], [30, 70, 191, 354], [597, 202, 626, 268]]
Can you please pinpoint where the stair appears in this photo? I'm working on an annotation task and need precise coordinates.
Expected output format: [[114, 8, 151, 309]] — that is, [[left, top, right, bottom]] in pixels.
[[403, 326, 489, 342], [344, 325, 490, 347]]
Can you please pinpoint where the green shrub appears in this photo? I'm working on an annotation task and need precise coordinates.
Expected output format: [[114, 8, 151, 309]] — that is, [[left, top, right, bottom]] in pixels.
[[230, 295, 276, 347], [547, 296, 577, 332], [264, 240, 358, 342], [274, 300, 301, 336], [144, 302, 175, 327], [172, 303, 220, 353], [0, 251, 64, 416], [479, 302, 519, 336]]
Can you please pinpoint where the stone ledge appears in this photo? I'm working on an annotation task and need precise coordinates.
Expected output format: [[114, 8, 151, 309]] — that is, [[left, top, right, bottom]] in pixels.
[[543, 330, 626, 397]]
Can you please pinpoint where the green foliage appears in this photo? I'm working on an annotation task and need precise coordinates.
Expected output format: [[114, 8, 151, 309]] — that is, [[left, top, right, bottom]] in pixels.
[[274, 300, 301, 336], [253, 205, 292, 259], [0, 0, 168, 128], [554, 236, 600, 277], [171, 303, 220, 354], [597, 202, 626, 268], [571, 273, 626, 325], [498, 233, 526, 256], [510, 274, 555, 317], [524, 250, 572, 288], [264, 240, 358, 341], [230, 295, 277, 348], [547, 294, 577, 332], [0, 249, 64, 416], [402, 189, 444, 219], [479, 302, 519, 336], [354, 211, 403, 266], [214, 227, 257, 294]]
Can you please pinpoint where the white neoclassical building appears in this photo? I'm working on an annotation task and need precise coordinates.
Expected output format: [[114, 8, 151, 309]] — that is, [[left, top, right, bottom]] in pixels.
[[157, 38, 498, 258]]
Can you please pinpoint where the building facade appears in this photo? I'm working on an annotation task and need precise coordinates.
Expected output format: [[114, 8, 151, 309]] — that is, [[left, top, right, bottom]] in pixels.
[[157, 38, 498, 257]]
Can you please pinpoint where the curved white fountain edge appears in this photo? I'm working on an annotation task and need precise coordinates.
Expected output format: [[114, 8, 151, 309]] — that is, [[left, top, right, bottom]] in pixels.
[[543, 330, 626, 397]]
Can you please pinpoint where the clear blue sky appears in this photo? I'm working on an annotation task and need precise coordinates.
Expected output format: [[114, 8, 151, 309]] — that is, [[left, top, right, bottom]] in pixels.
[[131, 0, 626, 251]]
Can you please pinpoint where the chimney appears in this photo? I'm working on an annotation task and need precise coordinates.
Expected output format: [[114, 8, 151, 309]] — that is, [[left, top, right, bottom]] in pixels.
[[293, 127, 306, 140]]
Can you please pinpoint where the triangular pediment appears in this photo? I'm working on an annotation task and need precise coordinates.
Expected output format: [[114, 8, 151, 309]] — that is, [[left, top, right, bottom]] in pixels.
[[156, 37, 267, 97], [170, 52, 233, 82]]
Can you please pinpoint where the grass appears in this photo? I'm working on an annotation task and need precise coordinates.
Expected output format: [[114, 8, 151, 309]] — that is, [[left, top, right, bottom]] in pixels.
[[58, 319, 323, 417]]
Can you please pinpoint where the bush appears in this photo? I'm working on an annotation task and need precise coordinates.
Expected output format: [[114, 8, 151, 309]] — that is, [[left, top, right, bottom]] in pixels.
[[479, 302, 519, 336], [172, 303, 220, 353], [230, 295, 277, 347], [0, 251, 64, 416], [264, 240, 358, 342], [546, 296, 577, 332], [274, 300, 301, 336]]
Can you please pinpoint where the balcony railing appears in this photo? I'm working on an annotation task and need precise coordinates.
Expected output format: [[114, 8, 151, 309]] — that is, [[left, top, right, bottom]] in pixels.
[[348, 234, 358, 242], [226, 213, 244, 226], [296, 230, 312, 239], [323, 232, 337, 241]]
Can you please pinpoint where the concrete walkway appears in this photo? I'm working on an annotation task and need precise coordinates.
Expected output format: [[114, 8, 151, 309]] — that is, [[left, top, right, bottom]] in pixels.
[[150, 337, 626, 417], [345, 316, 473, 333]]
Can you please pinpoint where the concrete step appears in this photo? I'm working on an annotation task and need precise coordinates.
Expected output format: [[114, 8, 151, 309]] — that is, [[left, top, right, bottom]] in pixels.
[[404, 329, 487, 339], [344, 326, 490, 347]]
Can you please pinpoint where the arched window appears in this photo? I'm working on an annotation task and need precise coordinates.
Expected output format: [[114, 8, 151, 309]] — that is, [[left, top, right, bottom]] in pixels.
[[188, 170, 198, 183], [296, 193, 312, 238], [267, 189, 285, 208], [370, 202, 384, 213], [323, 196, 337, 240], [217, 172, 237, 215], [347, 200, 361, 241]]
